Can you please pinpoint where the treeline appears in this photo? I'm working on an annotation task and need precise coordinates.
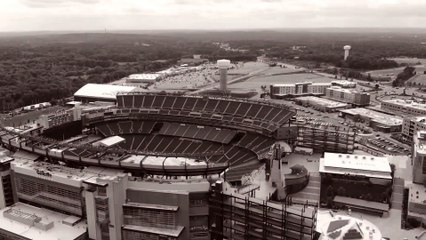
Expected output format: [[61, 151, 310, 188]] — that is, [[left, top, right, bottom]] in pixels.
[[0, 34, 232, 112], [392, 66, 416, 87], [226, 34, 426, 70]]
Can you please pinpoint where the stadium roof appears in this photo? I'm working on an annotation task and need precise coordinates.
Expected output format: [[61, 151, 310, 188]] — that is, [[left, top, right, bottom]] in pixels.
[[92, 136, 125, 148], [74, 83, 138, 101]]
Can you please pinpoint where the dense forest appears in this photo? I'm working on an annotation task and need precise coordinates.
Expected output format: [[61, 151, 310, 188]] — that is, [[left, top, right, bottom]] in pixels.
[[218, 31, 426, 70], [1, 30, 426, 111], [0, 33, 254, 112]]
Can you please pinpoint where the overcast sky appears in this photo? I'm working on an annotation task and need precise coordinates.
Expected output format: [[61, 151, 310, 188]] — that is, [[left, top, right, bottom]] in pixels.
[[1, 0, 425, 32]]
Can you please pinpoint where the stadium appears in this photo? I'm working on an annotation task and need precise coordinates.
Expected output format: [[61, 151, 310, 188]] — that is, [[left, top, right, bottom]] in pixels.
[[0, 92, 323, 240], [0, 92, 295, 184]]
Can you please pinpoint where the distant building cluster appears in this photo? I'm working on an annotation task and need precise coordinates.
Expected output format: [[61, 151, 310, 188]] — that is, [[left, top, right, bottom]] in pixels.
[[270, 81, 368, 107]]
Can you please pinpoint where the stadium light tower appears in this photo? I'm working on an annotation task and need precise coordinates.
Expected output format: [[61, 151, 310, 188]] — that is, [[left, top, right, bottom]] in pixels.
[[217, 59, 231, 92], [343, 45, 351, 61]]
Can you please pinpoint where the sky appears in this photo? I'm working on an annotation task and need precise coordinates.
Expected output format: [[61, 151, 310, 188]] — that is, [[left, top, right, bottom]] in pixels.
[[0, 0, 425, 32]]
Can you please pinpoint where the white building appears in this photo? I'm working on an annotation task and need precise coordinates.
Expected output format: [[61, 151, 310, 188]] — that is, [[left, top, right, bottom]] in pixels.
[[381, 99, 426, 116], [126, 73, 163, 83], [74, 83, 139, 103], [319, 152, 392, 180], [331, 80, 357, 88], [270, 82, 331, 98]]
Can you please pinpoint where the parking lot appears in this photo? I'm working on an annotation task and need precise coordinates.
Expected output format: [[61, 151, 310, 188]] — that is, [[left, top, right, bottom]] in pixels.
[[365, 135, 411, 156]]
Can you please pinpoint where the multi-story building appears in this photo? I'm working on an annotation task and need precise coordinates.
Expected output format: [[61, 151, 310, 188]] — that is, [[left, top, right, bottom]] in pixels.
[[405, 130, 426, 227], [413, 131, 426, 184], [402, 116, 426, 142], [381, 99, 426, 116], [270, 82, 331, 98], [7, 156, 211, 240], [325, 86, 370, 106], [296, 126, 355, 153]]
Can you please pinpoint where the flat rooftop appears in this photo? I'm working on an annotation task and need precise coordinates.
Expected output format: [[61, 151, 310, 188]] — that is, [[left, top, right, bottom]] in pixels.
[[74, 83, 139, 100], [0, 202, 87, 240], [340, 108, 403, 127], [11, 157, 126, 187], [272, 82, 331, 87], [295, 96, 348, 108], [331, 80, 357, 85], [128, 73, 161, 79], [327, 86, 368, 95], [382, 99, 426, 111], [319, 152, 392, 179]]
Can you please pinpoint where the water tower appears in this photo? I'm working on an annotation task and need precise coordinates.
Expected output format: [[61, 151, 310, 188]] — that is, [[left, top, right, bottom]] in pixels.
[[217, 59, 231, 92], [343, 45, 351, 61]]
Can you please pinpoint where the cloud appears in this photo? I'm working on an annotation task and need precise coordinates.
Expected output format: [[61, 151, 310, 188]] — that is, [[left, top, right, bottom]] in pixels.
[[20, 0, 100, 8], [0, 0, 425, 31]]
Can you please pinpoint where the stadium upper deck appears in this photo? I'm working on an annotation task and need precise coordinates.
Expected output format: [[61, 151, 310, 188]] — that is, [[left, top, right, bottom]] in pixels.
[[0, 93, 294, 181], [115, 92, 295, 135]]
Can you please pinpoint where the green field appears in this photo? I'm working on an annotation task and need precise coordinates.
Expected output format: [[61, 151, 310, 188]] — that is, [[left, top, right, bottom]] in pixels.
[[229, 72, 334, 92], [407, 74, 426, 86], [365, 67, 405, 78]]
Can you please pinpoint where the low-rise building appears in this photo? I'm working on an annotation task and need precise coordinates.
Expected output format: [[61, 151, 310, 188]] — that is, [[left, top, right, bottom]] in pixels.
[[0, 202, 88, 240], [381, 99, 426, 116], [126, 73, 163, 83], [294, 96, 349, 112], [270, 82, 331, 98], [331, 80, 357, 88], [325, 86, 370, 106], [340, 108, 403, 133], [319, 152, 392, 215], [74, 83, 139, 103]]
